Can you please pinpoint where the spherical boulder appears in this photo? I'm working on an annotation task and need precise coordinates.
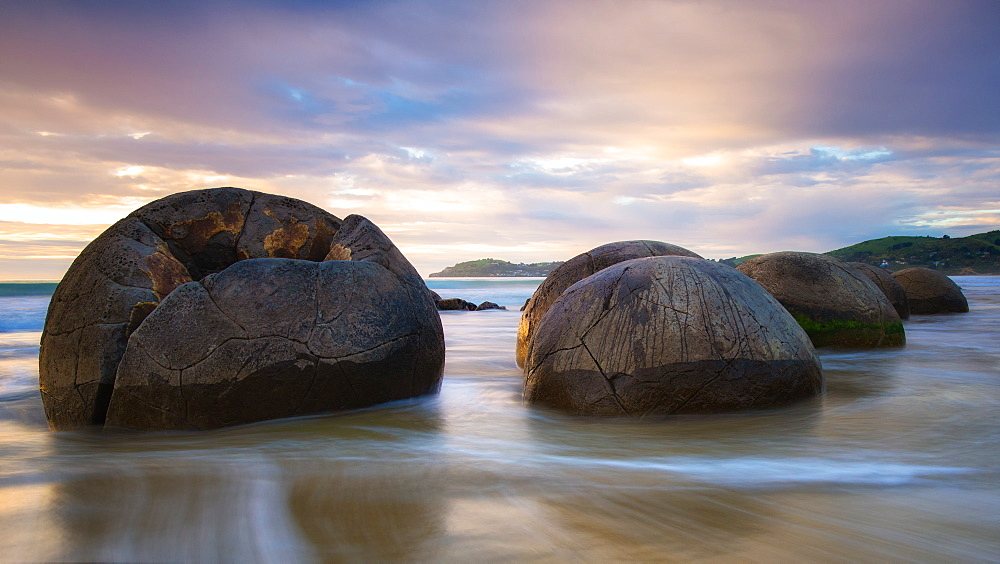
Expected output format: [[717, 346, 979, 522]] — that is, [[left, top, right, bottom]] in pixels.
[[105, 257, 443, 431], [737, 252, 904, 348], [523, 256, 823, 416], [40, 187, 444, 430], [516, 240, 701, 368], [849, 262, 910, 319], [892, 267, 969, 314]]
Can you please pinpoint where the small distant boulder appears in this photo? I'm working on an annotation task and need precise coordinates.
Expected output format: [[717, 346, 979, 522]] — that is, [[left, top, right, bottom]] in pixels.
[[435, 297, 507, 311], [436, 298, 477, 311], [849, 262, 910, 319], [516, 240, 702, 368], [737, 252, 904, 347], [524, 257, 823, 416], [892, 268, 969, 314]]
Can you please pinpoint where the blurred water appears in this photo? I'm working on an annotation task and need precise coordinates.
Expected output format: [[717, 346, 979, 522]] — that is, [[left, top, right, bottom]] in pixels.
[[0, 277, 998, 561]]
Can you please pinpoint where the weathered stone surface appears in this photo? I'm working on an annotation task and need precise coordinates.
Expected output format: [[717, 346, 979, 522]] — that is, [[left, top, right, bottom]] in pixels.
[[106, 259, 443, 431], [737, 252, 904, 347], [475, 301, 505, 311], [524, 257, 823, 416], [436, 298, 477, 311], [40, 187, 443, 431], [849, 262, 910, 319], [516, 240, 702, 368], [892, 267, 969, 314], [39, 217, 191, 429], [328, 214, 425, 291]]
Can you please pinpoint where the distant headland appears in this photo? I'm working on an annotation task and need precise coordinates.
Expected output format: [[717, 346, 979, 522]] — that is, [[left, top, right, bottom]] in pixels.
[[429, 230, 1000, 277], [428, 259, 564, 277]]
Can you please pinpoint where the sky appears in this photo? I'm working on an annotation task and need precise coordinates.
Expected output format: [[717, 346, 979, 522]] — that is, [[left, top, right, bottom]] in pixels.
[[1, 0, 998, 279]]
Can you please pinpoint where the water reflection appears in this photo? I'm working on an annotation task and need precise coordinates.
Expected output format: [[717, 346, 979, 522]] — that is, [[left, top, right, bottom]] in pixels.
[[0, 278, 998, 560]]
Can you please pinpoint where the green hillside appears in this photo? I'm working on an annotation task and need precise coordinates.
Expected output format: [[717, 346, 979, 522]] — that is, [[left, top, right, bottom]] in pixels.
[[429, 258, 564, 277], [826, 230, 1000, 273], [429, 231, 1000, 277]]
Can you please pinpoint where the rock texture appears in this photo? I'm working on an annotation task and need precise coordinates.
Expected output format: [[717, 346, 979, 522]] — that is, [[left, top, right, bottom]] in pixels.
[[40, 187, 444, 430], [737, 252, 904, 348], [516, 240, 702, 368], [105, 258, 443, 431], [436, 298, 477, 311], [849, 262, 910, 319], [523, 257, 823, 416], [892, 267, 969, 314]]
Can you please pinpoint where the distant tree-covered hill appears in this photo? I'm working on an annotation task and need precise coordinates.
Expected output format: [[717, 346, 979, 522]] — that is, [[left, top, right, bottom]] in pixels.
[[429, 258, 564, 277], [825, 230, 1000, 273], [431, 231, 1000, 277]]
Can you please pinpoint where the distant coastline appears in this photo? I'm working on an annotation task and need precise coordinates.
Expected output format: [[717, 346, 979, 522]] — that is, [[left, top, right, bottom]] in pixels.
[[428, 258, 565, 278], [430, 230, 1000, 277]]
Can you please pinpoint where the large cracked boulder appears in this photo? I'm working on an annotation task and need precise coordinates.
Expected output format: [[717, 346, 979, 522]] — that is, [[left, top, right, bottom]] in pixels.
[[516, 240, 701, 368], [892, 267, 969, 314], [737, 252, 904, 348], [849, 262, 910, 319], [39, 187, 444, 430], [523, 257, 823, 416]]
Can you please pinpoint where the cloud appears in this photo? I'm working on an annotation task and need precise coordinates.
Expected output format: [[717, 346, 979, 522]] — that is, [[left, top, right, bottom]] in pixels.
[[0, 0, 998, 276]]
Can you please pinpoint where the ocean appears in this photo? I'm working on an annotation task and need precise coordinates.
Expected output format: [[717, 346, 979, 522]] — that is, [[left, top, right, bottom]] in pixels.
[[1, 276, 998, 561]]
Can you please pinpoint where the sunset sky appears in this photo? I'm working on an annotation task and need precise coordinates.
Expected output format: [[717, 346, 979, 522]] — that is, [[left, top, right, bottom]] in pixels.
[[1, 0, 998, 279]]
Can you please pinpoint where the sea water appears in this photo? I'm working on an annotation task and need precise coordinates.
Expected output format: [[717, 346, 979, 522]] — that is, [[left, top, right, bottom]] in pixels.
[[0, 277, 998, 561]]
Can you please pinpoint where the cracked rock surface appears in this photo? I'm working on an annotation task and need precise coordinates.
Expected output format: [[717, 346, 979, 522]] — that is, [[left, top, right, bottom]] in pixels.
[[738, 252, 904, 348], [39, 187, 444, 430], [106, 258, 443, 430], [892, 267, 969, 314], [849, 263, 910, 320], [516, 240, 701, 368], [523, 256, 823, 416]]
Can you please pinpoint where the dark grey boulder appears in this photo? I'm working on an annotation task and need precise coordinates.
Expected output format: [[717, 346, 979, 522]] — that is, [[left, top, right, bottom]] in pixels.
[[40, 187, 443, 431], [106, 258, 443, 431], [436, 298, 477, 311], [737, 252, 904, 348], [475, 301, 505, 311], [892, 267, 969, 314], [849, 263, 910, 319], [516, 240, 701, 368], [524, 257, 823, 416]]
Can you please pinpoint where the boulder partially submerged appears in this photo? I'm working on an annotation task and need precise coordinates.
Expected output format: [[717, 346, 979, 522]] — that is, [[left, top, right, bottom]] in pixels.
[[516, 240, 701, 368], [892, 267, 969, 314], [40, 187, 444, 431], [524, 257, 823, 416], [737, 252, 904, 347], [849, 262, 910, 319]]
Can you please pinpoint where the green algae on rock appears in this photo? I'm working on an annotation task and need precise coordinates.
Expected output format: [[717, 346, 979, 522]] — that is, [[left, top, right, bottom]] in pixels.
[[737, 251, 904, 348]]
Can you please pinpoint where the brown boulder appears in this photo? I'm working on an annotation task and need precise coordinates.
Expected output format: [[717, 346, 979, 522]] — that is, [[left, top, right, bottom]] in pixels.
[[892, 267, 969, 314], [39, 187, 443, 430], [516, 240, 701, 368], [849, 262, 910, 319], [737, 252, 904, 347], [524, 257, 823, 416]]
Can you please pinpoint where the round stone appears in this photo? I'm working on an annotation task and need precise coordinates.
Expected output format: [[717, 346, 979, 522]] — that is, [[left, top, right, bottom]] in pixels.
[[516, 240, 701, 368], [524, 256, 823, 416], [737, 252, 904, 348]]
